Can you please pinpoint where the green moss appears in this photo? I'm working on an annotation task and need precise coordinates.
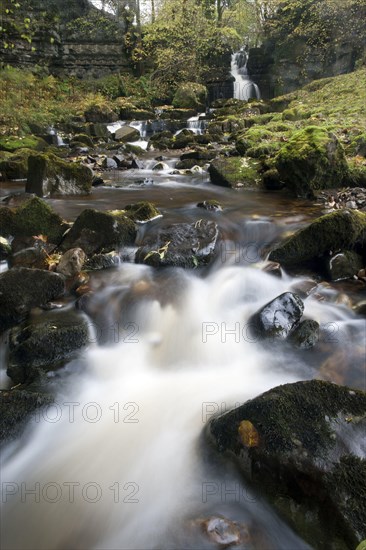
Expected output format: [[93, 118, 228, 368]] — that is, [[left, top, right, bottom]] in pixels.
[[0, 135, 48, 153], [70, 134, 94, 147], [11, 197, 66, 243], [269, 210, 366, 266], [275, 126, 349, 197], [123, 202, 162, 223], [172, 82, 208, 110], [0, 207, 17, 237], [209, 157, 262, 189]]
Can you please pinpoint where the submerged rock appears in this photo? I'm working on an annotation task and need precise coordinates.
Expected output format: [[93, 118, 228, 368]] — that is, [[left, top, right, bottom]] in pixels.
[[197, 200, 222, 212], [7, 309, 90, 384], [61, 208, 136, 254], [249, 292, 304, 340], [207, 380, 366, 550], [26, 153, 93, 197], [269, 210, 366, 267], [135, 220, 219, 268], [0, 268, 65, 333]]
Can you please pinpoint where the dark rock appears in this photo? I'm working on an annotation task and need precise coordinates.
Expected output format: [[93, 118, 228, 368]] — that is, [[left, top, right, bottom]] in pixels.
[[197, 200, 222, 212], [207, 380, 366, 550], [0, 268, 65, 333], [181, 149, 217, 161], [61, 208, 136, 254], [249, 292, 304, 340], [56, 248, 86, 278], [288, 319, 320, 349], [326, 251, 364, 281], [26, 153, 93, 197], [92, 176, 104, 187], [135, 220, 219, 268], [262, 168, 284, 190], [0, 387, 54, 443], [269, 210, 366, 267], [7, 309, 90, 383], [9, 247, 48, 270], [84, 252, 120, 271], [70, 133, 94, 147]]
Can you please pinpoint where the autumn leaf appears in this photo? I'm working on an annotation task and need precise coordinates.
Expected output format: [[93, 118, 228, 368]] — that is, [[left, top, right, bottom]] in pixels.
[[238, 420, 259, 448]]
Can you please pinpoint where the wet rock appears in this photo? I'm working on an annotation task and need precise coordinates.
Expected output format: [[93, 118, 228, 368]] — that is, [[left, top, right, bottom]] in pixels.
[[326, 250, 364, 281], [9, 247, 49, 270], [269, 210, 366, 267], [26, 153, 93, 197], [190, 516, 250, 547], [7, 309, 90, 384], [56, 248, 86, 278], [124, 201, 162, 223], [0, 191, 36, 208], [261, 260, 282, 277], [152, 161, 169, 171], [197, 200, 222, 212], [0, 268, 65, 333], [353, 300, 366, 316], [207, 380, 366, 550], [92, 176, 104, 187], [288, 319, 320, 349], [0, 387, 54, 442], [276, 126, 349, 198], [102, 157, 118, 169], [114, 126, 140, 143], [135, 220, 219, 268], [249, 292, 304, 340], [84, 252, 120, 271], [61, 208, 136, 254], [0, 236, 11, 260], [209, 157, 262, 189]]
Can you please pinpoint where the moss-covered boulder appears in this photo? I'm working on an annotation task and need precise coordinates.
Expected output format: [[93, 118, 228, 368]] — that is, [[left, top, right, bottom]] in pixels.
[[123, 202, 162, 224], [0, 268, 65, 333], [275, 126, 349, 198], [0, 135, 48, 153], [4, 197, 67, 243], [207, 380, 366, 550], [269, 210, 366, 266], [84, 102, 118, 123], [209, 157, 262, 189], [7, 309, 90, 384], [0, 149, 37, 180], [70, 134, 94, 148], [26, 153, 92, 197], [172, 83, 207, 110], [61, 208, 136, 254]]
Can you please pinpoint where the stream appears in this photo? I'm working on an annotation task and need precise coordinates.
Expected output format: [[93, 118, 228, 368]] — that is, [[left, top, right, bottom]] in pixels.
[[0, 130, 365, 550]]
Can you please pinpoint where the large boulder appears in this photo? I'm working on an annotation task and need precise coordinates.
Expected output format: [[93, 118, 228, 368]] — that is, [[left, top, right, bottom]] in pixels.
[[114, 126, 140, 143], [0, 268, 65, 333], [26, 153, 93, 197], [0, 197, 66, 243], [61, 208, 136, 254], [7, 309, 90, 384], [209, 157, 262, 189], [172, 82, 208, 110], [207, 380, 366, 550], [275, 126, 349, 198], [135, 220, 219, 268], [269, 210, 366, 266]]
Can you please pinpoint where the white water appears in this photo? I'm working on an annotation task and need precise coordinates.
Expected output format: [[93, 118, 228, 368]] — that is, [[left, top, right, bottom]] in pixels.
[[2, 261, 362, 549], [231, 50, 261, 101]]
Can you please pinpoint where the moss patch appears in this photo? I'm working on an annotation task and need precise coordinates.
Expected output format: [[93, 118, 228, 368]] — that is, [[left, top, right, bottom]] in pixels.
[[0, 135, 48, 153], [209, 157, 262, 189]]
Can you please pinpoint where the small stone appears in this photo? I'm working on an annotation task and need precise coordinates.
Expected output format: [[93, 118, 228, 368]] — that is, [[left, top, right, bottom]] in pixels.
[[56, 248, 86, 278]]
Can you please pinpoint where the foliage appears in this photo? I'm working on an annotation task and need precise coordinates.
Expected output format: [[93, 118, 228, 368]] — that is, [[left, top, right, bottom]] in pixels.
[[0, 0, 34, 49]]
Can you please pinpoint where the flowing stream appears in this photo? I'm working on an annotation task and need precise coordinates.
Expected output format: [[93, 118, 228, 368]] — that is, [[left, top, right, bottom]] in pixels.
[[231, 49, 260, 101], [1, 142, 365, 549]]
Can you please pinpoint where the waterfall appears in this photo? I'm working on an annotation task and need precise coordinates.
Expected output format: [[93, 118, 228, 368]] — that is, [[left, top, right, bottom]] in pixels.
[[231, 49, 261, 101], [187, 114, 207, 135]]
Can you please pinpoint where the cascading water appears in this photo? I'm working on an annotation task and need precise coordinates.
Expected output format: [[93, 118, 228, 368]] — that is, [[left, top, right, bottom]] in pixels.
[[231, 48, 260, 101], [187, 114, 207, 135]]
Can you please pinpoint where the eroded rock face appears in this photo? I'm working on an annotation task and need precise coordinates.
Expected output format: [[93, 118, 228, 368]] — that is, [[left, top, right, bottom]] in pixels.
[[0, 268, 65, 333], [135, 220, 219, 268], [207, 380, 366, 550]]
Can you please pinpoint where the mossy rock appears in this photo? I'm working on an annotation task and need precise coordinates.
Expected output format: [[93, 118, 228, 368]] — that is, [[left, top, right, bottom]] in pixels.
[[172, 83, 208, 110], [269, 210, 366, 266], [123, 143, 147, 156], [123, 202, 162, 223], [346, 159, 366, 187], [209, 157, 262, 189], [207, 380, 366, 550], [0, 148, 40, 180], [61, 208, 137, 254], [0, 135, 48, 153], [0, 207, 17, 237], [26, 153, 93, 197], [275, 126, 349, 198], [84, 103, 118, 123], [70, 134, 94, 147], [10, 197, 66, 244]]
